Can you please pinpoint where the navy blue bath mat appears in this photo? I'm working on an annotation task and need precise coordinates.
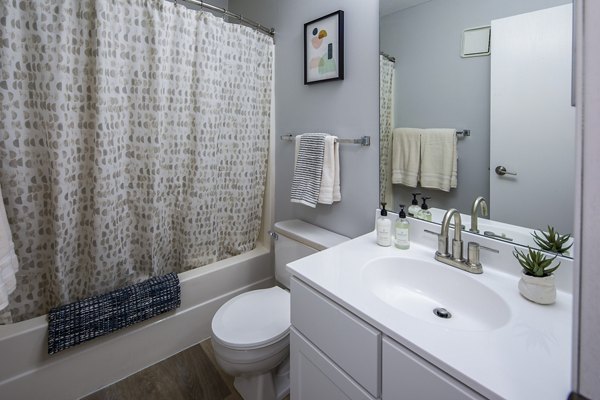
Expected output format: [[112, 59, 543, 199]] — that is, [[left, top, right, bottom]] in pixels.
[[48, 273, 181, 354]]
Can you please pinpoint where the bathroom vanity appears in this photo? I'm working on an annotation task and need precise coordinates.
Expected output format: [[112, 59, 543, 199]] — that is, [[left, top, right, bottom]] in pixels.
[[286, 217, 572, 400]]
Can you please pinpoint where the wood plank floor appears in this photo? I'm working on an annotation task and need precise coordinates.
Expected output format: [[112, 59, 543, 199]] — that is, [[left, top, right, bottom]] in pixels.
[[83, 340, 242, 400]]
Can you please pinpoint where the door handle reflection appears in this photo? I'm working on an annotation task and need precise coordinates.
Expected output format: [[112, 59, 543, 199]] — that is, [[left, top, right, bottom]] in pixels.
[[495, 166, 517, 176]]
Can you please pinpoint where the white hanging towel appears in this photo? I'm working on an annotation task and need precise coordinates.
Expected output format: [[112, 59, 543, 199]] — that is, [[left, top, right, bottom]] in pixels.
[[332, 138, 341, 202], [391, 128, 421, 187], [419, 128, 458, 192], [291, 134, 326, 208], [0, 184, 19, 311], [318, 135, 341, 204]]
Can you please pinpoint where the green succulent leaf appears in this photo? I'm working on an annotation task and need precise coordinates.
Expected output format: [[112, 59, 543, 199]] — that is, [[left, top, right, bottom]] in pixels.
[[513, 247, 561, 277], [530, 226, 573, 254]]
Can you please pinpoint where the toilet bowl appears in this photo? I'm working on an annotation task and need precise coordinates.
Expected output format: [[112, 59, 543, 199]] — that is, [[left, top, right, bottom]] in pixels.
[[210, 220, 349, 400], [212, 287, 291, 400]]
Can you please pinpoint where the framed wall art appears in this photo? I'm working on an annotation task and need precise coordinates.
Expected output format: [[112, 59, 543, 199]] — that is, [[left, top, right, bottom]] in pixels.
[[304, 10, 344, 84]]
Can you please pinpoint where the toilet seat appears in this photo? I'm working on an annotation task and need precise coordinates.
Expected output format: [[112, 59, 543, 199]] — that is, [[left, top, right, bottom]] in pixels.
[[212, 286, 290, 350]]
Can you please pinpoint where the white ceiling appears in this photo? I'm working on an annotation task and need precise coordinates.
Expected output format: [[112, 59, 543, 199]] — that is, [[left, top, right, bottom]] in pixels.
[[380, 0, 432, 17]]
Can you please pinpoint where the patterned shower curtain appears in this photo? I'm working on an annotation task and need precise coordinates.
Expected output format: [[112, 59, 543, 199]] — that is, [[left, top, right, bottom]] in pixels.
[[379, 55, 395, 206], [0, 0, 273, 323]]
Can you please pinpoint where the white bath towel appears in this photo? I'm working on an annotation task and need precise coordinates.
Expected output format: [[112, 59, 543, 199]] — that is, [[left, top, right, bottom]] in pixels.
[[332, 139, 341, 202], [318, 135, 341, 204], [391, 128, 421, 187], [0, 184, 19, 311], [291, 134, 326, 208], [419, 129, 457, 192]]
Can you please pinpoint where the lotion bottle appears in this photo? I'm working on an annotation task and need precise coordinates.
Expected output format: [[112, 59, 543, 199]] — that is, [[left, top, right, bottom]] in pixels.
[[416, 197, 432, 221], [376, 203, 392, 247], [394, 205, 410, 250], [407, 192, 421, 217]]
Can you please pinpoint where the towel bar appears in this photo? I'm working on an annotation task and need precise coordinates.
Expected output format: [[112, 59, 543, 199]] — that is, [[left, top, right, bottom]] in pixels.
[[280, 134, 371, 146]]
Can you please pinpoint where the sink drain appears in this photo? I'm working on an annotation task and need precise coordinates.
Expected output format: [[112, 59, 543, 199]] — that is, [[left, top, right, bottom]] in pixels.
[[433, 307, 452, 319]]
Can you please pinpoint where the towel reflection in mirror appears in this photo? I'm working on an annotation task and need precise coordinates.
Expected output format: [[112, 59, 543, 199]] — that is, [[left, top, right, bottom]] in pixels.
[[391, 128, 458, 192]]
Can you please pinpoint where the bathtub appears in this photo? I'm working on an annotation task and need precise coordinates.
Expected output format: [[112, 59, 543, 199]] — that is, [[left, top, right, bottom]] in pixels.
[[0, 245, 274, 399]]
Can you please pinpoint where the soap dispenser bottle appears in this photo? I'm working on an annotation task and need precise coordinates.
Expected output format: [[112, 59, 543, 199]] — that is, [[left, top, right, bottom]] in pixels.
[[407, 192, 421, 217], [394, 205, 410, 250], [417, 197, 432, 221], [376, 203, 392, 247]]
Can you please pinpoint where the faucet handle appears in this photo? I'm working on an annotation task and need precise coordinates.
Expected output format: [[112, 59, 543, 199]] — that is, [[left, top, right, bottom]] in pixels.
[[480, 244, 499, 254], [436, 234, 450, 257], [452, 238, 464, 262], [467, 242, 481, 267]]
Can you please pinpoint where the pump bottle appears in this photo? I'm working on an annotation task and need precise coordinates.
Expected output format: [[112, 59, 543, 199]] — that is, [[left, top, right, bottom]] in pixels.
[[416, 197, 432, 221], [376, 203, 392, 247], [407, 192, 421, 217], [394, 205, 410, 250]]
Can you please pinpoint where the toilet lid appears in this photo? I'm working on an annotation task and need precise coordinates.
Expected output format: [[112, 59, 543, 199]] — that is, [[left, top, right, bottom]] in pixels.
[[212, 287, 290, 350]]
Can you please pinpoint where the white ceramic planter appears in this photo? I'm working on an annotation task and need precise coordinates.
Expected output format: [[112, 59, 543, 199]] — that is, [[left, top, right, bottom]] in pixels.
[[518, 272, 556, 305]]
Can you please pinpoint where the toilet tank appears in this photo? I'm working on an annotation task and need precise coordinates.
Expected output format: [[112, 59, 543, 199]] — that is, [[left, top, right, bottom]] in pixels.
[[273, 220, 350, 289]]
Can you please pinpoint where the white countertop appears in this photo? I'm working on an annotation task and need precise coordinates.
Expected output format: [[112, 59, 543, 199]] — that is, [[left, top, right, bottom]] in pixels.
[[287, 230, 572, 400]]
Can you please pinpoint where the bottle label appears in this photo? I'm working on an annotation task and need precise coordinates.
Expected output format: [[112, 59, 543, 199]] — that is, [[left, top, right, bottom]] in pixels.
[[395, 227, 409, 244], [377, 223, 392, 246]]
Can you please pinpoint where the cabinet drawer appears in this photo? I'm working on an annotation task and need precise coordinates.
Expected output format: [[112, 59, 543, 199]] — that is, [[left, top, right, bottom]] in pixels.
[[291, 278, 380, 397], [382, 337, 485, 400], [291, 328, 377, 400]]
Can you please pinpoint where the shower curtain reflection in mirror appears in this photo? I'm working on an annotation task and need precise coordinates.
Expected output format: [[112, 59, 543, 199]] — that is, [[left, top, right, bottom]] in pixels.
[[379, 55, 395, 206]]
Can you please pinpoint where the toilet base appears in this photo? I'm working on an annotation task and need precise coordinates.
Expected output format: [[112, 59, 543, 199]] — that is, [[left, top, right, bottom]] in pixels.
[[233, 357, 290, 400]]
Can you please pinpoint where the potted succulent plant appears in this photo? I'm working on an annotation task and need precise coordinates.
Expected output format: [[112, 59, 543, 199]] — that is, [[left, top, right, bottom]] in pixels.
[[531, 226, 573, 255], [513, 247, 561, 304]]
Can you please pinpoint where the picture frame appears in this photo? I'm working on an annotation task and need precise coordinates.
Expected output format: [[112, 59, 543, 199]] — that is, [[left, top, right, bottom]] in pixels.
[[304, 10, 344, 84]]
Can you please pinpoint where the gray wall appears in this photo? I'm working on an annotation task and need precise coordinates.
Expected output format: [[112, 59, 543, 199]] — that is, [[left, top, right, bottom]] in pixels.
[[576, 1, 600, 397], [231, 0, 380, 238], [380, 0, 570, 215], [229, 0, 276, 28]]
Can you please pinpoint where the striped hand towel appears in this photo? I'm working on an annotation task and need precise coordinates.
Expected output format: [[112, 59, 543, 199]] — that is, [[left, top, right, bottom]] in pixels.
[[291, 133, 326, 208]]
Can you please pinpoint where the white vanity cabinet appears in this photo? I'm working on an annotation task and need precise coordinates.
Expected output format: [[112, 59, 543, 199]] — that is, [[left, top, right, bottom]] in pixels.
[[290, 329, 377, 400], [290, 277, 485, 400], [382, 337, 485, 400], [290, 277, 380, 399]]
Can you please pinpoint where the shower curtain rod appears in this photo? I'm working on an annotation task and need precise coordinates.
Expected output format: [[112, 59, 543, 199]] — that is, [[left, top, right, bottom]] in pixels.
[[176, 0, 275, 37], [380, 52, 396, 63]]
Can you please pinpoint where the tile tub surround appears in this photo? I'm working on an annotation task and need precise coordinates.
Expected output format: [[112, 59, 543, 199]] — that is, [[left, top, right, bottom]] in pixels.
[[287, 216, 573, 400]]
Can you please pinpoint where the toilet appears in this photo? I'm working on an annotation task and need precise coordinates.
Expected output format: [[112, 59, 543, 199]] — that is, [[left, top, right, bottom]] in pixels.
[[211, 219, 349, 400]]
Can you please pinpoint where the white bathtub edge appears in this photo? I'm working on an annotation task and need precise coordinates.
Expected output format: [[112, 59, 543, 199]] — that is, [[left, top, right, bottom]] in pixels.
[[0, 245, 273, 400]]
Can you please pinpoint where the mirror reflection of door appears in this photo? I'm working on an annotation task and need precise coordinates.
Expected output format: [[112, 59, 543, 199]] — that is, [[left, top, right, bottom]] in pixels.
[[490, 4, 575, 234]]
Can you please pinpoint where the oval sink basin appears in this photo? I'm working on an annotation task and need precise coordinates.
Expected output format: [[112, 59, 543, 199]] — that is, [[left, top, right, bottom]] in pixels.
[[362, 257, 511, 331]]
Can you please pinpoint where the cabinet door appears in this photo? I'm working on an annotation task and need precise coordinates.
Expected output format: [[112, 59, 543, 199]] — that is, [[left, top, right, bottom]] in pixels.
[[291, 328, 377, 400], [382, 337, 485, 400], [291, 278, 380, 397]]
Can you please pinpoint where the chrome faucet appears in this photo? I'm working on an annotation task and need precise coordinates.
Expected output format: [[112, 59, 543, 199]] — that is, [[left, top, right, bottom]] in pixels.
[[469, 196, 488, 234], [435, 208, 483, 274]]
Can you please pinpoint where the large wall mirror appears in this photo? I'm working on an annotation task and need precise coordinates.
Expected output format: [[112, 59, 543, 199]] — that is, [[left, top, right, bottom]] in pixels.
[[379, 0, 576, 257]]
